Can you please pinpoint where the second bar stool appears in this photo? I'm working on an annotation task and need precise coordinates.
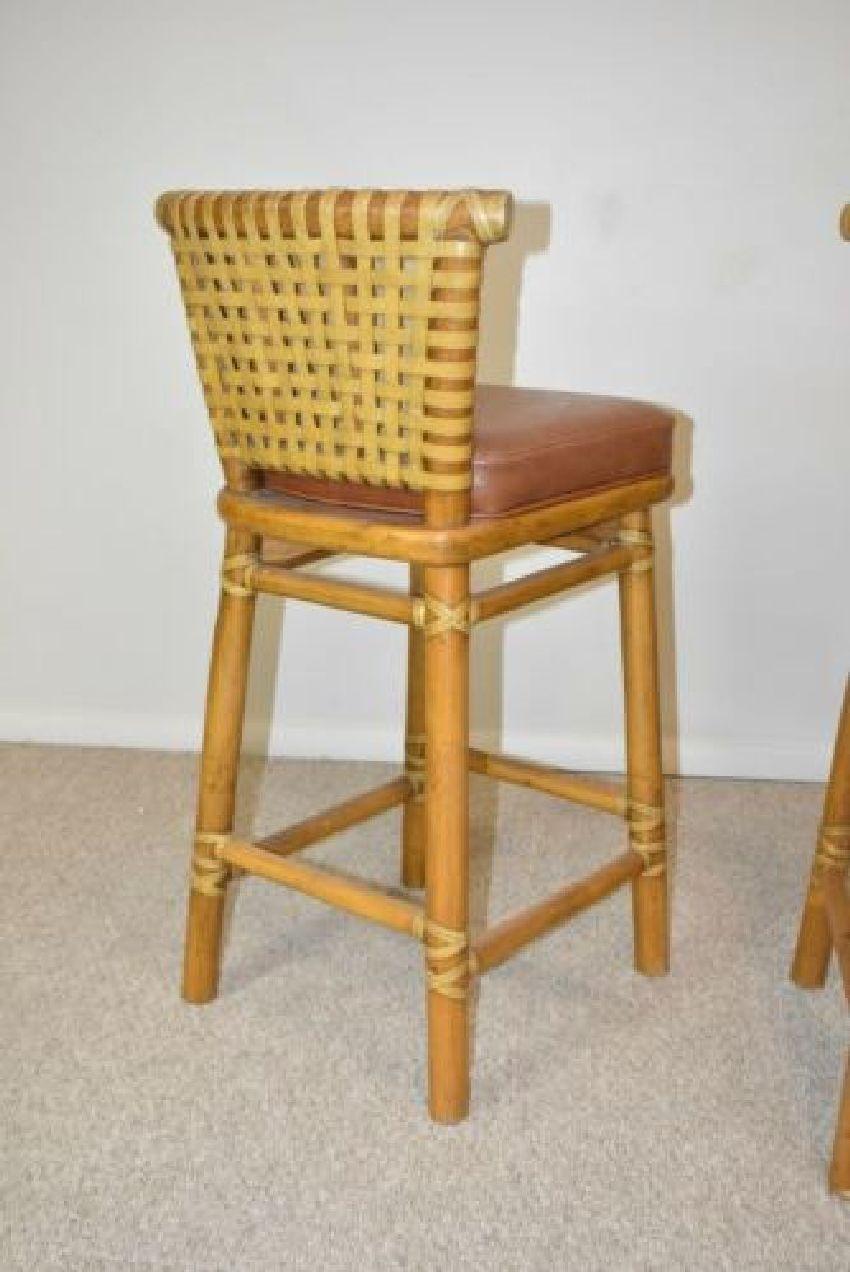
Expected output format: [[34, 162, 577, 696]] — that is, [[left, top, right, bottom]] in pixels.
[[792, 679, 850, 1195], [156, 188, 679, 1123], [789, 207, 850, 1195]]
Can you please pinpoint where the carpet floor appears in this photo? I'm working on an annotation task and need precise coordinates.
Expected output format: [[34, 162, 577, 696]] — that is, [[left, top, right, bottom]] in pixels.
[[1, 744, 848, 1269]]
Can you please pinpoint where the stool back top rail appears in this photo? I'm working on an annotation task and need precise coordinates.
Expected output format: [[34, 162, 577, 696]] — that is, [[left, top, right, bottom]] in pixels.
[[157, 187, 673, 1123]]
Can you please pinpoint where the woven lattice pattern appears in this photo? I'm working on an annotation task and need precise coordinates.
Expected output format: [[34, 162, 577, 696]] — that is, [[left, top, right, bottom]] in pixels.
[[157, 189, 509, 492]]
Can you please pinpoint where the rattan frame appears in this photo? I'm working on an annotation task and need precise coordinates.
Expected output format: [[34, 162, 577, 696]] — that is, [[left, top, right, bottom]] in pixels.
[[157, 187, 674, 1125]]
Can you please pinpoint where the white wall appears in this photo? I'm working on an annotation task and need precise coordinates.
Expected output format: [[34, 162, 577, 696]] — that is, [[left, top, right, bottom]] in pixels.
[[1, 0, 848, 779]]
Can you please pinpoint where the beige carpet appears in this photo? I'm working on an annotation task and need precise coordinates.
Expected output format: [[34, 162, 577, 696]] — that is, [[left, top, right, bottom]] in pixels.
[[1, 744, 848, 1269]]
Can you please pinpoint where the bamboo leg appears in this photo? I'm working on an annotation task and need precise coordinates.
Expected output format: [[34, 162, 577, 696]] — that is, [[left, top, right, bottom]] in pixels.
[[182, 525, 259, 1004], [829, 1049, 850, 1197], [792, 877, 834, 989], [791, 680, 850, 989], [424, 560, 471, 1123], [401, 564, 427, 888], [619, 509, 669, 976]]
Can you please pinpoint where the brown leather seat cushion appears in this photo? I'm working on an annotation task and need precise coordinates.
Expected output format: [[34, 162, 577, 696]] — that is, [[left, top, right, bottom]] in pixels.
[[262, 385, 673, 518]]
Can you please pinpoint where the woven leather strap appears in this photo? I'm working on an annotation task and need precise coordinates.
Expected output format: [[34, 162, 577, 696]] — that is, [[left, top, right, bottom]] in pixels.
[[157, 189, 509, 494]]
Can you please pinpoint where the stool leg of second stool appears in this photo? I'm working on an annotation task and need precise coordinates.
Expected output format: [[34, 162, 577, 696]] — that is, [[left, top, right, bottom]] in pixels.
[[792, 680, 850, 989]]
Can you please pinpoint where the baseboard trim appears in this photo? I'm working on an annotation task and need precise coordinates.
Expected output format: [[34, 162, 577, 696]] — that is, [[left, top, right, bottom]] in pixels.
[[0, 710, 830, 782]]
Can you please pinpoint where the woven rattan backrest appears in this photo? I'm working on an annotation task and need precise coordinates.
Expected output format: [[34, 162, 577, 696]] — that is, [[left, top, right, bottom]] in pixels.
[[156, 189, 511, 493]]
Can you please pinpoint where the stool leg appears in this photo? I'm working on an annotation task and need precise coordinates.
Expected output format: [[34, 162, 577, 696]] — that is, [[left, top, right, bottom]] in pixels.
[[182, 527, 258, 1004], [791, 870, 834, 989], [401, 564, 427, 888], [619, 509, 669, 976], [829, 1049, 850, 1197], [424, 562, 471, 1123], [791, 680, 850, 989]]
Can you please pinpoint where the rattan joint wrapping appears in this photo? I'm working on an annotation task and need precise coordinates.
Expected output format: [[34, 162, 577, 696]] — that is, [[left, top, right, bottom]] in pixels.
[[815, 823, 850, 872], [191, 831, 232, 897], [627, 801, 666, 877], [413, 916, 475, 1000], [221, 552, 258, 597], [404, 733, 426, 801], [618, 528, 654, 573], [413, 595, 478, 636]]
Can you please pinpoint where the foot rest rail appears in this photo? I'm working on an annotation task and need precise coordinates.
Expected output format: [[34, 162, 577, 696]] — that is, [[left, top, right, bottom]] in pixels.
[[217, 839, 424, 938], [473, 851, 644, 974], [469, 748, 626, 817], [256, 777, 411, 860]]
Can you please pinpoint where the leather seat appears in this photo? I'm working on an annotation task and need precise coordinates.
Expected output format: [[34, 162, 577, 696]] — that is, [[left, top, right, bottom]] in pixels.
[[263, 385, 674, 518]]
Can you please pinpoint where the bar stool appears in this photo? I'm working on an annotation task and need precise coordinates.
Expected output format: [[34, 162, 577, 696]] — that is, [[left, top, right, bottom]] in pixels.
[[790, 205, 850, 1193], [791, 679, 850, 1195], [156, 189, 678, 1123]]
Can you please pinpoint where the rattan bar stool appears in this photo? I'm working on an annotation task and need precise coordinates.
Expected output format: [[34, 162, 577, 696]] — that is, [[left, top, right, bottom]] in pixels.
[[789, 206, 850, 1194], [156, 188, 678, 1123], [791, 680, 850, 1194]]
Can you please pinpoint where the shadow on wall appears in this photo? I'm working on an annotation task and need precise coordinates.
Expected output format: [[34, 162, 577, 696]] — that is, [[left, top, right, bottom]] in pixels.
[[654, 409, 693, 777], [472, 200, 552, 756], [476, 196, 692, 786], [477, 200, 552, 390], [468, 202, 551, 965]]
